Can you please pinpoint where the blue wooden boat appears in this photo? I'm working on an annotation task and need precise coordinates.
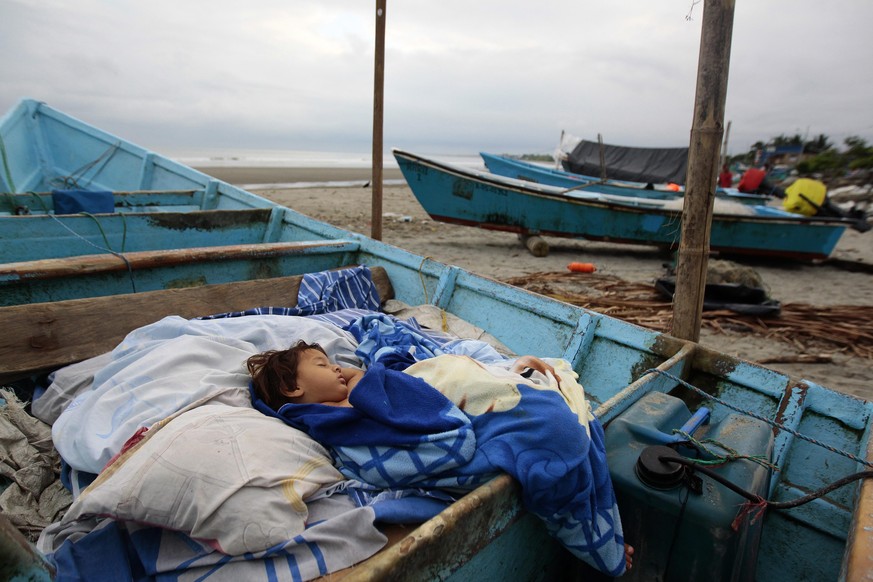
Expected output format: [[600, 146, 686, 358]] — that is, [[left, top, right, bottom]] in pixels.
[[2, 98, 872, 581], [396, 149, 851, 261], [481, 151, 769, 205]]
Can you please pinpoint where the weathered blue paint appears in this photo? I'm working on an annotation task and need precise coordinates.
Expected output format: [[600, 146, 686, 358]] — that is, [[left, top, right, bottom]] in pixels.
[[0, 209, 278, 262], [0, 240, 362, 307], [2, 98, 873, 581], [397, 149, 849, 260], [481, 151, 769, 204]]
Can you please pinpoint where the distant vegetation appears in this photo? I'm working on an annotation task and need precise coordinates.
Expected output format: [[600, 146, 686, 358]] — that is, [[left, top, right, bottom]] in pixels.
[[729, 134, 873, 182], [509, 153, 555, 163], [508, 133, 873, 182]]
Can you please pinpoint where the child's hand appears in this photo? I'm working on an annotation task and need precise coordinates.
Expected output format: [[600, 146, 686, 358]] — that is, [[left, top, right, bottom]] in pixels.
[[511, 356, 560, 387], [341, 367, 365, 390]]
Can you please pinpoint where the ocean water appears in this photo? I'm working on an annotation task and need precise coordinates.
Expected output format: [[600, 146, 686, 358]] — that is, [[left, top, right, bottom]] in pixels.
[[161, 148, 483, 170], [154, 148, 488, 189]]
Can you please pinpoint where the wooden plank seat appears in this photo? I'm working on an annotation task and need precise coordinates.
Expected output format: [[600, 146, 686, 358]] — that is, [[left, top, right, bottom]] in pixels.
[[0, 266, 393, 383], [0, 240, 359, 281]]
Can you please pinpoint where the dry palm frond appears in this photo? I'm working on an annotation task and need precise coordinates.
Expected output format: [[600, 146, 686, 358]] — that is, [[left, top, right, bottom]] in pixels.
[[503, 271, 873, 359]]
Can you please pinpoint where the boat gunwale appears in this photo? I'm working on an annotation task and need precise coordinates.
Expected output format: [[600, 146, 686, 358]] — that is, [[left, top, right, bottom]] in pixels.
[[0, 240, 361, 281]]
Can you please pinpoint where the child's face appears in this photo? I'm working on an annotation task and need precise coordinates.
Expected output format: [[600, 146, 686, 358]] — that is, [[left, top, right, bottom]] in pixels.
[[293, 349, 350, 405]]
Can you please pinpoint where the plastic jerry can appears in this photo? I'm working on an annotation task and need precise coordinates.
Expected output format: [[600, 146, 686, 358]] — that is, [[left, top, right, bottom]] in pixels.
[[604, 391, 774, 581]]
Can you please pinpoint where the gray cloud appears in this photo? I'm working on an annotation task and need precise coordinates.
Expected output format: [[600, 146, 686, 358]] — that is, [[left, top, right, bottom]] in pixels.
[[2, 0, 871, 158]]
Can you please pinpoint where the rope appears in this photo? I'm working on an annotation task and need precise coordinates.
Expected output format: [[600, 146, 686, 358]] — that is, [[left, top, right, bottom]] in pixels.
[[645, 368, 873, 469], [50, 141, 121, 189], [79, 211, 114, 251], [28, 191, 50, 212], [672, 429, 779, 472], [417, 255, 449, 332], [4, 192, 29, 215], [417, 255, 434, 304], [560, 179, 609, 195], [30, 192, 137, 293], [664, 455, 873, 511], [0, 133, 16, 192], [79, 211, 128, 253]]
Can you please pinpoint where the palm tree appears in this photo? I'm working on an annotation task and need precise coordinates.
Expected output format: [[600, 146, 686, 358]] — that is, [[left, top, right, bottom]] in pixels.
[[804, 134, 833, 155]]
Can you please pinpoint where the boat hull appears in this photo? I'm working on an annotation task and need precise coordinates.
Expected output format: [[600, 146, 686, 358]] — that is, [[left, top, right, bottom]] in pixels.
[[481, 151, 769, 204], [398, 149, 847, 260]]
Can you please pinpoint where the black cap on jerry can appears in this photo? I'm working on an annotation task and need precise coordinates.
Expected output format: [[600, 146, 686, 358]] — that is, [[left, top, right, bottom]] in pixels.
[[634, 445, 687, 490]]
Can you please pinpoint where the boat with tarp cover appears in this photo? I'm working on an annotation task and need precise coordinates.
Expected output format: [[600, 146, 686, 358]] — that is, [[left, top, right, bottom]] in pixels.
[[480, 151, 769, 205]]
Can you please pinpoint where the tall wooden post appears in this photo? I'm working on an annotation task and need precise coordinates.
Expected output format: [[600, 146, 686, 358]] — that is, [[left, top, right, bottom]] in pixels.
[[671, 0, 735, 342], [371, 0, 387, 241], [597, 133, 607, 181]]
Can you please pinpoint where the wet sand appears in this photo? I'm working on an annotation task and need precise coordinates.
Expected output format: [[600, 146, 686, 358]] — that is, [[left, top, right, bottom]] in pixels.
[[199, 166, 873, 400]]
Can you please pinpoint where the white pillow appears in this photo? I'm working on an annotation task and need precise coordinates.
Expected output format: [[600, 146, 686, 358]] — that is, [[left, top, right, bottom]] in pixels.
[[60, 405, 345, 555]]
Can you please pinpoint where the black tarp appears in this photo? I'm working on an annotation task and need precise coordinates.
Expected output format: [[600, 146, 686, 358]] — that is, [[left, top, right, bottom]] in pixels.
[[562, 140, 689, 184]]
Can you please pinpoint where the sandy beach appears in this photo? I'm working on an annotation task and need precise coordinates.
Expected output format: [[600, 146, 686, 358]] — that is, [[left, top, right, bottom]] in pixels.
[[200, 166, 873, 400], [200, 166, 405, 187]]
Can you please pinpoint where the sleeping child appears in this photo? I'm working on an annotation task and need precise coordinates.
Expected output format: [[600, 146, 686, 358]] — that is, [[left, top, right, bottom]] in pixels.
[[247, 340, 560, 409], [247, 340, 633, 575]]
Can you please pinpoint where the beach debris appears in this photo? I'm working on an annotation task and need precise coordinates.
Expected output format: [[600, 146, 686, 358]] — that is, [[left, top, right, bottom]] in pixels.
[[828, 184, 872, 204], [502, 271, 873, 359], [518, 234, 549, 257], [381, 212, 413, 222], [756, 354, 834, 365], [655, 260, 779, 317], [568, 262, 597, 273], [704, 260, 767, 288]]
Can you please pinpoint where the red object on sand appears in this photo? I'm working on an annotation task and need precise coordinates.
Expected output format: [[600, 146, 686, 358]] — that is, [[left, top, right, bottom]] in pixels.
[[568, 262, 596, 273]]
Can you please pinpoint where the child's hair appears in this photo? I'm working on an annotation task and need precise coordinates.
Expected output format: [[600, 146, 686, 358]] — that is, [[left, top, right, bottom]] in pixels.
[[247, 340, 327, 410]]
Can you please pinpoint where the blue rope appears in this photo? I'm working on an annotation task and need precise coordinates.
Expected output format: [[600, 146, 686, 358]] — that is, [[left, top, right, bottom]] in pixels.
[[644, 368, 873, 469]]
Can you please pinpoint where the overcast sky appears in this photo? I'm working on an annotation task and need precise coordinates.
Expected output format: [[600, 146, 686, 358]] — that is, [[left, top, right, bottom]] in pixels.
[[2, 0, 871, 159]]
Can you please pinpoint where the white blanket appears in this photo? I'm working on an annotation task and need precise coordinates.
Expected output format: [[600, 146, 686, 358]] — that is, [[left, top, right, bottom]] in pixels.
[[52, 314, 361, 474]]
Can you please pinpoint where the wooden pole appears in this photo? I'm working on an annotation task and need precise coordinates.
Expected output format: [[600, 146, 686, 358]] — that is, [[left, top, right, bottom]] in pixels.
[[671, 0, 735, 342], [597, 133, 607, 181], [556, 129, 564, 169], [371, 0, 387, 241]]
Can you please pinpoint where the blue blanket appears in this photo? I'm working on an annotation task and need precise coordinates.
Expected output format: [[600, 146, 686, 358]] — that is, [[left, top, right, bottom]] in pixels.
[[255, 316, 627, 576]]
